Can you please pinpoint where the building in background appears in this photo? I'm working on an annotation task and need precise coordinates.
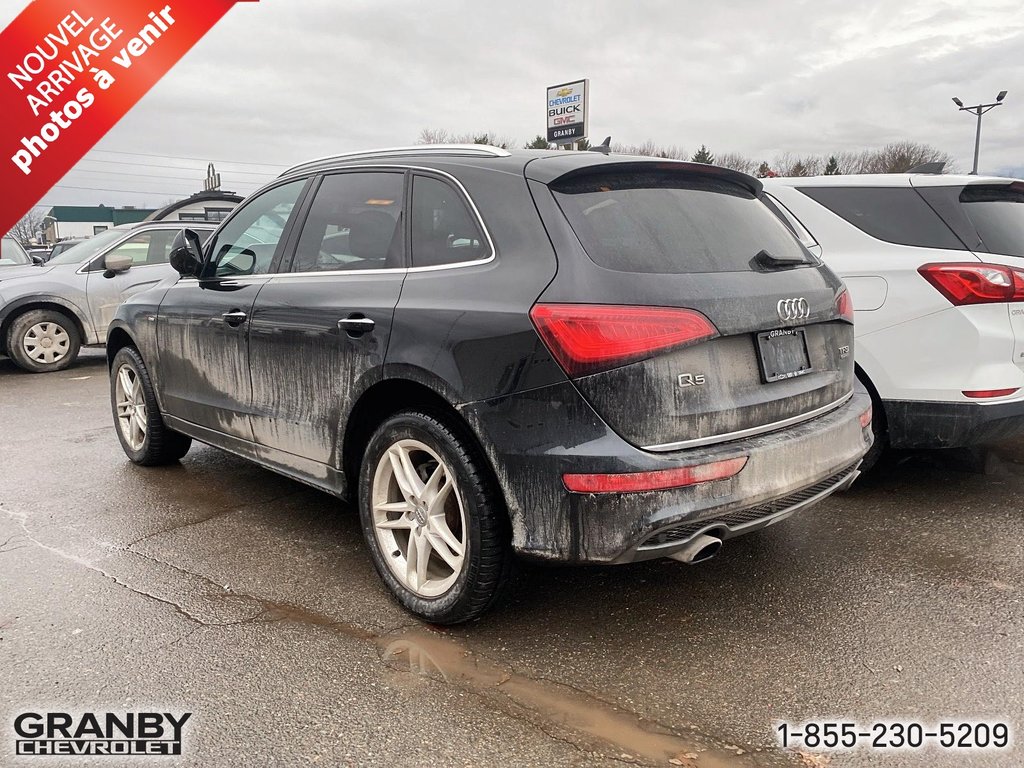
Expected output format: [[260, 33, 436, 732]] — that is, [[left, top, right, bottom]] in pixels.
[[40, 164, 244, 243], [42, 205, 154, 241]]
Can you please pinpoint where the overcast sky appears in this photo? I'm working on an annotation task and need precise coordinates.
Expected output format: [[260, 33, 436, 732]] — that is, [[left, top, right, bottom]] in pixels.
[[3, 0, 1022, 210]]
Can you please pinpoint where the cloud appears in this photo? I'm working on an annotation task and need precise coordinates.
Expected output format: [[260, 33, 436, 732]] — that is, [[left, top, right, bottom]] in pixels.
[[1, 0, 1019, 207]]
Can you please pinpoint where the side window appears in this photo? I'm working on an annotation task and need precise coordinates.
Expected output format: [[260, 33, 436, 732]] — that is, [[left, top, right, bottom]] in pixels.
[[101, 230, 175, 267], [411, 175, 487, 268], [205, 179, 306, 277], [799, 187, 966, 250], [762, 193, 818, 249], [291, 172, 404, 273]]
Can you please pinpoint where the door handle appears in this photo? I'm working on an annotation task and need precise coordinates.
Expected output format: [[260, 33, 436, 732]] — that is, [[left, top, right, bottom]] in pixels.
[[222, 309, 248, 327], [338, 315, 375, 335]]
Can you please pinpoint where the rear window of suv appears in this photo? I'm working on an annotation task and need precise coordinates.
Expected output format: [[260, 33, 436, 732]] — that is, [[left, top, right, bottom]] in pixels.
[[798, 186, 966, 250], [958, 184, 1024, 258], [552, 171, 814, 274]]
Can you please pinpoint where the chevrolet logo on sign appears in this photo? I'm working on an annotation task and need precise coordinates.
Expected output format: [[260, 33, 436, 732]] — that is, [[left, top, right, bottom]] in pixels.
[[556, 88, 573, 97]]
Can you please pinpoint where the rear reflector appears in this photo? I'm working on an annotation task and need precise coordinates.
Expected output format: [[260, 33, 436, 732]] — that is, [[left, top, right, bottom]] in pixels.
[[530, 303, 718, 378], [962, 388, 1020, 399], [918, 263, 1024, 305], [859, 403, 873, 429], [835, 288, 854, 323], [563, 456, 747, 494]]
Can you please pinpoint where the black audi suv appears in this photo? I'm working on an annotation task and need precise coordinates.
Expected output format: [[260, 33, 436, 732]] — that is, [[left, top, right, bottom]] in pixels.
[[107, 145, 872, 623]]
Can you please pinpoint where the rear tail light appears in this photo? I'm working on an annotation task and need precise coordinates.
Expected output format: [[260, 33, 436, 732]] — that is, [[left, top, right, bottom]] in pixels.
[[563, 456, 747, 494], [918, 263, 1024, 305], [835, 288, 854, 323], [963, 388, 1019, 399], [529, 303, 718, 378], [859, 403, 873, 429]]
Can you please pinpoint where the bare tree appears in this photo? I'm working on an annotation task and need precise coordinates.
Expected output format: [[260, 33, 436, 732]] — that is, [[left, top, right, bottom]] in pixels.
[[716, 152, 758, 175], [863, 141, 952, 173], [773, 153, 822, 177], [8, 207, 46, 246], [610, 140, 687, 159], [417, 128, 518, 150], [417, 128, 454, 145]]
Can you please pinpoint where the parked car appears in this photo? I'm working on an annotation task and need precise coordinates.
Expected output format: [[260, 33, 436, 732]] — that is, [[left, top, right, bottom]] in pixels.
[[764, 174, 1024, 469], [47, 238, 87, 261], [27, 245, 52, 261], [1, 237, 34, 267], [0, 221, 216, 372], [107, 145, 873, 623]]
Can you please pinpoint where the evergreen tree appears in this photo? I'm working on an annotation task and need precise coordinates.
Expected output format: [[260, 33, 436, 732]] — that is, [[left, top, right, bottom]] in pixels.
[[756, 161, 773, 178], [525, 135, 551, 149], [824, 155, 841, 175], [691, 144, 714, 164]]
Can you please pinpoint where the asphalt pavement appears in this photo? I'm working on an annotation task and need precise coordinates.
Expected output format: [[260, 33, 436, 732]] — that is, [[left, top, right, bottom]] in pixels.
[[1, 349, 1021, 767]]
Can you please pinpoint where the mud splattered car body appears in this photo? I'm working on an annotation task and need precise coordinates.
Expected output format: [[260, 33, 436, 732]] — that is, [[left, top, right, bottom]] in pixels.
[[108, 145, 872, 621]]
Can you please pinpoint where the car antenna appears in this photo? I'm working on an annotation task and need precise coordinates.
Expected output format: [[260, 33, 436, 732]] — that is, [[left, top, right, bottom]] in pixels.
[[588, 136, 612, 155]]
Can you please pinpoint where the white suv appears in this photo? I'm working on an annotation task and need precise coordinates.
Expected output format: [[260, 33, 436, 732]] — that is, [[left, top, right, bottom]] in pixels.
[[763, 173, 1024, 468]]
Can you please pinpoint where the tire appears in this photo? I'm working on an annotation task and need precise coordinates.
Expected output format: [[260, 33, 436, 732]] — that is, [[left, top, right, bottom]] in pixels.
[[110, 346, 192, 465], [7, 309, 81, 373], [358, 411, 513, 624]]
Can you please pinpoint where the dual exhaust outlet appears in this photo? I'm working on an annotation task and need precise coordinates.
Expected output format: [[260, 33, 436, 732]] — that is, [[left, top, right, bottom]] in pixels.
[[666, 533, 722, 565]]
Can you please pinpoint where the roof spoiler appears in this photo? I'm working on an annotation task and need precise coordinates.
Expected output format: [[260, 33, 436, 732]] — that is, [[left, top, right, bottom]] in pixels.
[[907, 161, 946, 174]]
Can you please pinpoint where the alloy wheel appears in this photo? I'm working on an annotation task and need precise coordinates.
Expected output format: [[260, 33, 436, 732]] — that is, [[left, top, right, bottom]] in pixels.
[[371, 439, 467, 598], [114, 363, 148, 451]]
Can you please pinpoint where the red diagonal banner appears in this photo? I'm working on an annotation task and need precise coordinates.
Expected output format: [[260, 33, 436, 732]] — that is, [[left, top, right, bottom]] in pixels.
[[0, 0, 255, 236]]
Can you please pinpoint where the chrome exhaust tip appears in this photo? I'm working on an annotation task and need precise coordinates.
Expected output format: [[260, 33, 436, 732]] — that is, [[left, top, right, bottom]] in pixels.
[[666, 533, 722, 565]]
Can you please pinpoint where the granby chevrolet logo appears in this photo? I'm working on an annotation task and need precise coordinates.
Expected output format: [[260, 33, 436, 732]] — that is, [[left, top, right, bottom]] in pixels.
[[13, 711, 192, 756]]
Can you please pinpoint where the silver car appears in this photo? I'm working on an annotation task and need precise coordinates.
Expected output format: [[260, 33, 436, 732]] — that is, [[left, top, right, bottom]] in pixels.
[[1, 238, 34, 267], [0, 221, 216, 372]]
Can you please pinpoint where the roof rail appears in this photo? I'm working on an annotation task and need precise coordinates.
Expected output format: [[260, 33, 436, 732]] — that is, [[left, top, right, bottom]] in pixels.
[[280, 144, 512, 177]]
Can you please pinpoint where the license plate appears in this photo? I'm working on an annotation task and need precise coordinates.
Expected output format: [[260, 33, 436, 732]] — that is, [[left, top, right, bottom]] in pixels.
[[757, 328, 812, 382]]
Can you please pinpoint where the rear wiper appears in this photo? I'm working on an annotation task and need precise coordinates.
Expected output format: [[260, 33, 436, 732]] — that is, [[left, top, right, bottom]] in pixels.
[[751, 249, 807, 269]]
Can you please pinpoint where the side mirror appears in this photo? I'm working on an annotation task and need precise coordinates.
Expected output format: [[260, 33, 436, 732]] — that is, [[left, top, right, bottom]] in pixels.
[[30, 254, 44, 265], [103, 251, 133, 273], [169, 229, 204, 278]]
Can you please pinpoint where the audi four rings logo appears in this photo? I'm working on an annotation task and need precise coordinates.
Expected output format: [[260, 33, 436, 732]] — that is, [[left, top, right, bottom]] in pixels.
[[777, 297, 811, 321]]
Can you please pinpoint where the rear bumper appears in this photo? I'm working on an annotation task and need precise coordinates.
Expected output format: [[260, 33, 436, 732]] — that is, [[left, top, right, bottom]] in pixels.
[[885, 397, 1024, 449], [461, 383, 873, 564]]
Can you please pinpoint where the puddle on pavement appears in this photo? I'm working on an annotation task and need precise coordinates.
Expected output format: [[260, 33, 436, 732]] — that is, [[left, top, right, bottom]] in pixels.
[[248, 597, 768, 767]]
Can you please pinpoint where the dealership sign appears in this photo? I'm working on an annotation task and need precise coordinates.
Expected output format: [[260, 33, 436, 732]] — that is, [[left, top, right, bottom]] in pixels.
[[546, 79, 587, 145]]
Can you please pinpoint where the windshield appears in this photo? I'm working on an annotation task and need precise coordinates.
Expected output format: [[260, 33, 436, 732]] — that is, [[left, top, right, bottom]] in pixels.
[[47, 228, 130, 265], [959, 184, 1024, 258], [552, 171, 815, 274], [1, 238, 32, 266]]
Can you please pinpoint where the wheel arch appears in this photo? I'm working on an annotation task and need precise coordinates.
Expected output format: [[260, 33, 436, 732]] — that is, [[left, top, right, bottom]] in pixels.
[[106, 324, 138, 370], [342, 377, 504, 510], [1, 298, 90, 354], [854, 361, 887, 433]]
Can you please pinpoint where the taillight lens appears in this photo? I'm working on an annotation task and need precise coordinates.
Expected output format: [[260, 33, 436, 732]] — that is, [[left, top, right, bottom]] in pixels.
[[859, 403, 873, 429], [563, 456, 748, 494], [963, 388, 1019, 399], [835, 288, 854, 323], [530, 303, 718, 377], [918, 263, 1024, 305]]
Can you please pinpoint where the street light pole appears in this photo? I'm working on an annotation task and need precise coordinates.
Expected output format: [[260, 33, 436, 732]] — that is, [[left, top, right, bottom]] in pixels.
[[952, 91, 1007, 174]]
